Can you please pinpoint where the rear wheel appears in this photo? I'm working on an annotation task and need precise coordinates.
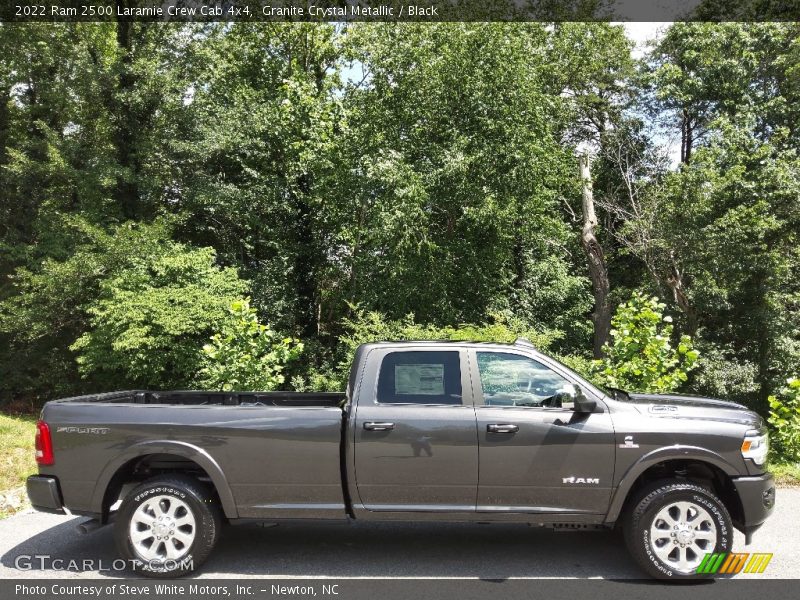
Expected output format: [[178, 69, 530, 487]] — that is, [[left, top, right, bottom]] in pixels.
[[623, 480, 732, 580], [114, 475, 221, 577]]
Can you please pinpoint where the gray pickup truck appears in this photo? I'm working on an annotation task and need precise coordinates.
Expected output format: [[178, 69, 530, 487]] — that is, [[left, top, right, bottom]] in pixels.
[[27, 339, 774, 579]]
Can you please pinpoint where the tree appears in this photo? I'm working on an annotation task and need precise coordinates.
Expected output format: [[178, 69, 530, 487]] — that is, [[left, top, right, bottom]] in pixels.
[[644, 23, 800, 410], [71, 240, 247, 389], [1, 21, 797, 421], [768, 378, 800, 462], [547, 23, 637, 355], [174, 23, 343, 339], [579, 152, 611, 357], [340, 23, 591, 348], [0, 20, 201, 401]]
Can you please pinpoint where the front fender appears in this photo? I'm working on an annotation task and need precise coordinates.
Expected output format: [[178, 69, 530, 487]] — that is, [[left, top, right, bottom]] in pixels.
[[90, 440, 238, 519], [604, 445, 739, 524]]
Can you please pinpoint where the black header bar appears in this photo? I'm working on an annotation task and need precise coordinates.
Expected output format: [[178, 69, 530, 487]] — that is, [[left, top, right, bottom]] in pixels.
[[2, 0, 799, 23]]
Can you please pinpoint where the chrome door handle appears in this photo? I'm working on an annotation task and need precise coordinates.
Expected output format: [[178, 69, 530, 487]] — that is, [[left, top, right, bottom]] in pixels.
[[363, 422, 395, 431], [487, 423, 519, 433]]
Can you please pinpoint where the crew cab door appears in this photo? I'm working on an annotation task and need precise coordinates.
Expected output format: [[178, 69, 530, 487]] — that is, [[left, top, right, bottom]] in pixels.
[[470, 349, 615, 516], [352, 347, 479, 512]]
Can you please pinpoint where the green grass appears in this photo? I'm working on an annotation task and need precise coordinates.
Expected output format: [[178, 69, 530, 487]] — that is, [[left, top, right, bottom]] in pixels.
[[771, 460, 800, 487], [0, 413, 37, 518]]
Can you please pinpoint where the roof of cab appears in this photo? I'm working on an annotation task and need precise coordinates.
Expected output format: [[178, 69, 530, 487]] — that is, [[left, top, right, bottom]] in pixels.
[[359, 337, 536, 348]]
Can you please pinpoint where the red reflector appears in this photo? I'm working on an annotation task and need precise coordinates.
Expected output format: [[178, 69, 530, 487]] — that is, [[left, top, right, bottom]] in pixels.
[[35, 420, 54, 466]]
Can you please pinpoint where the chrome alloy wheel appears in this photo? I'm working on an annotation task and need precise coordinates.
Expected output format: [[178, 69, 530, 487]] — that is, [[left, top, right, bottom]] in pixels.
[[129, 495, 196, 562], [649, 500, 718, 574]]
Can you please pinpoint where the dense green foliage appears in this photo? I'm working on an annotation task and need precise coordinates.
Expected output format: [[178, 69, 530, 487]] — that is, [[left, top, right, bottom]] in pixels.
[[768, 379, 800, 462], [299, 307, 563, 391], [199, 299, 304, 392], [0, 218, 247, 394], [591, 294, 699, 393], [70, 229, 247, 389], [0, 21, 797, 444]]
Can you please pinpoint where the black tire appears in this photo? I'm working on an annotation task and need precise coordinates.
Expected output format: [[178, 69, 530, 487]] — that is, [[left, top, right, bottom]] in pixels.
[[623, 480, 733, 580], [114, 475, 221, 578]]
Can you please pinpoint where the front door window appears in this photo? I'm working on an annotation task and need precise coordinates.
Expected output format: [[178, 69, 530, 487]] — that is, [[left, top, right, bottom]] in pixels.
[[476, 352, 575, 409]]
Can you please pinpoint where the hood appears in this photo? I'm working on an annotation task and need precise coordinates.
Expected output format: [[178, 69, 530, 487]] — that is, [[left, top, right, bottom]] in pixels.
[[624, 392, 763, 428]]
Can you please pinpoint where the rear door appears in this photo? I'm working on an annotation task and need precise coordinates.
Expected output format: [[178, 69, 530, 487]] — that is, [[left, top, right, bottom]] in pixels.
[[353, 347, 479, 512], [470, 349, 615, 516]]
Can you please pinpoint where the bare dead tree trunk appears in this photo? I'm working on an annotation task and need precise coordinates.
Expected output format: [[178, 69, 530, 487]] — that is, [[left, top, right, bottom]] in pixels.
[[665, 250, 698, 335], [681, 107, 694, 164], [580, 152, 611, 358]]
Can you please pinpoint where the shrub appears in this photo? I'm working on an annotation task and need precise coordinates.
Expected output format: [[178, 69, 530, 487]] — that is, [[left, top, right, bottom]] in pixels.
[[198, 299, 304, 391], [768, 378, 800, 462], [1, 219, 249, 398], [592, 293, 699, 393], [71, 244, 247, 389]]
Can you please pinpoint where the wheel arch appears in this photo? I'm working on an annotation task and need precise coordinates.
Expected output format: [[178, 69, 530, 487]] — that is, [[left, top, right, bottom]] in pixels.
[[606, 446, 743, 526], [91, 441, 238, 522]]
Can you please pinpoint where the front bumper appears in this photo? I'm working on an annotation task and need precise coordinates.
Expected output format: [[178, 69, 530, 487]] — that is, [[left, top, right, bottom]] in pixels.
[[732, 472, 775, 543], [26, 475, 66, 515]]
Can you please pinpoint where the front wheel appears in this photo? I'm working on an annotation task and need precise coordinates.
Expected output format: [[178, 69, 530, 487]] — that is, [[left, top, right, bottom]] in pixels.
[[623, 480, 733, 580], [114, 475, 221, 577]]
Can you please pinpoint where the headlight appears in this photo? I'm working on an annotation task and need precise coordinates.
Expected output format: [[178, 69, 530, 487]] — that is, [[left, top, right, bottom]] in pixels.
[[741, 430, 769, 466]]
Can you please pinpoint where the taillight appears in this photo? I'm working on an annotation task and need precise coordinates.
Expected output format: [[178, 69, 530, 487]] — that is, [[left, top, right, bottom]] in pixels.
[[35, 420, 54, 465]]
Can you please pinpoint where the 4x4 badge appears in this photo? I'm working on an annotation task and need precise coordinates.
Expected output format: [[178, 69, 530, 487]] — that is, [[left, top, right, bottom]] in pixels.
[[619, 435, 639, 448]]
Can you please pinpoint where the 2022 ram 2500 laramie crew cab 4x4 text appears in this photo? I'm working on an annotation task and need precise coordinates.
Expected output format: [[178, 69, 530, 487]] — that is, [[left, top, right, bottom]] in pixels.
[[27, 339, 775, 579]]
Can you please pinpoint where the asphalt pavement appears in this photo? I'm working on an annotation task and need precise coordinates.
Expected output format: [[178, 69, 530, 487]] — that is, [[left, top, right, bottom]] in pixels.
[[1, 488, 798, 580]]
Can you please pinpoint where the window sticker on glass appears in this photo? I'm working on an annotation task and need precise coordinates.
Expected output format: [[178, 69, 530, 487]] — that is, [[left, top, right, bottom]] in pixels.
[[395, 364, 445, 395]]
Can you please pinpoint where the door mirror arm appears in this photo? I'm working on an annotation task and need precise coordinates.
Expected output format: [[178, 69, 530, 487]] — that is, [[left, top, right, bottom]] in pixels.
[[570, 383, 599, 414]]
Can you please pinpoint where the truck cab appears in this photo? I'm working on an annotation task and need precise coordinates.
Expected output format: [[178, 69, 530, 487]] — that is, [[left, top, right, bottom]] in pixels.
[[347, 340, 614, 518]]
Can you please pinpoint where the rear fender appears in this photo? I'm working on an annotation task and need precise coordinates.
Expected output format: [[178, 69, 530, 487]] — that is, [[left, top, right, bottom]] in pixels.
[[90, 440, 238, 519]]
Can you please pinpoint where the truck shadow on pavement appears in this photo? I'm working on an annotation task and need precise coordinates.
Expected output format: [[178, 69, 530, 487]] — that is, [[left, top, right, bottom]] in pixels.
[[2, 516, 647, 579]]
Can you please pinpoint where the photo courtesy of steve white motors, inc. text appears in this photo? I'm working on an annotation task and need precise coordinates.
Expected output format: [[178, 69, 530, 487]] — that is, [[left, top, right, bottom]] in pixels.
[[14, 583, 336, 598]]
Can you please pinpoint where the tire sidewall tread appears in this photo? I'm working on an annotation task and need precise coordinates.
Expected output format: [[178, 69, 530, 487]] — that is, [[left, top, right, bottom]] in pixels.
[[114, 475, 221, 578], [623, 480, 733, 580]]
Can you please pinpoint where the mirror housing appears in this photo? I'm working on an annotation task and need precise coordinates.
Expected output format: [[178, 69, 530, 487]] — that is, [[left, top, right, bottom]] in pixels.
[[570, 383, 597, 413]]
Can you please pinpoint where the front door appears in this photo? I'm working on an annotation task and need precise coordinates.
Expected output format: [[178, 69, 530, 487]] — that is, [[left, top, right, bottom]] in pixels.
[[353, 348, 479, 512], [471, 350, 615, 516]]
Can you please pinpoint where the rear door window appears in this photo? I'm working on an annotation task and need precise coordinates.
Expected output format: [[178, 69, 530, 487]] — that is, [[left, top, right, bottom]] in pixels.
[[376, 351, 462, 405]]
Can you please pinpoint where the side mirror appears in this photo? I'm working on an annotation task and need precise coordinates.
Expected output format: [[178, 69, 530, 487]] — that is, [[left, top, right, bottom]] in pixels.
[[570, 383, 597, 413]]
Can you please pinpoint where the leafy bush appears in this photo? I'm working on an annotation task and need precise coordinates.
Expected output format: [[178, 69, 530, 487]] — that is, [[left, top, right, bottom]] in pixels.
[[70, 234, 247, 389], [1, 219, 248, 398], [199, 299, 304, 392], [592, 293, 699, 393], [768, 378, 800, 462]]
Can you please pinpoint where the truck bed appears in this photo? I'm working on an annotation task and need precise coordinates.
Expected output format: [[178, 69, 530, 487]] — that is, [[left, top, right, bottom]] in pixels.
[[41, 389, 348, 521], [50, 389, 346, 407]]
